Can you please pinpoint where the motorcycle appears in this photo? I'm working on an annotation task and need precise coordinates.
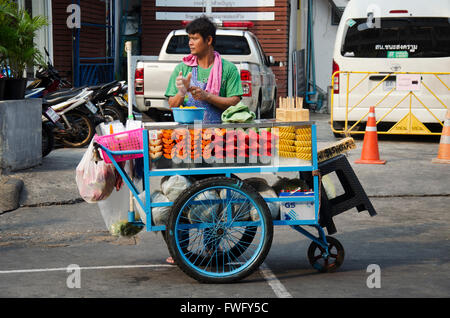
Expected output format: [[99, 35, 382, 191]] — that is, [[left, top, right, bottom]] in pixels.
[[42, 88, 96, 148], [25, 87, 58, 157], [107, 82, 143, 121], [41, 103, 60, 157], [26, 48, 71, 96], [86, 81, 126, 124]]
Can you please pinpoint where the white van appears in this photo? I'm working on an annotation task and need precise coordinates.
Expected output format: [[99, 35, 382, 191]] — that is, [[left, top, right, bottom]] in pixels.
[[331, 0, 450, 134]]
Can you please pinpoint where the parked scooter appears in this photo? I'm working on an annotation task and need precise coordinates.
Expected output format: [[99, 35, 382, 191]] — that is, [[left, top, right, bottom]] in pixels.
[[42, 88, 96, 148], [107, 82, 143, 121], [41, 103, 60, 157], [86, 81, 126, 124], [26, 48, 71, 96], [24, 86, 57, 157]]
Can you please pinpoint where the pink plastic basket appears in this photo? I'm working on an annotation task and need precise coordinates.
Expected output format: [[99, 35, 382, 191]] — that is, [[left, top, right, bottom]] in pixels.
[[95, 128, 144, 164]]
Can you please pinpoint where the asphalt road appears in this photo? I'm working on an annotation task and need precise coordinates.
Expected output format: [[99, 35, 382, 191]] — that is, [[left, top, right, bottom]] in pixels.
[[0, 113, 448, 301]]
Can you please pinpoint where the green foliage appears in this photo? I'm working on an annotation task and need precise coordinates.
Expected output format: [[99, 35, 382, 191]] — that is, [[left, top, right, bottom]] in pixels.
[[0, 0, 16, 69], [0, 0, 48, 78]]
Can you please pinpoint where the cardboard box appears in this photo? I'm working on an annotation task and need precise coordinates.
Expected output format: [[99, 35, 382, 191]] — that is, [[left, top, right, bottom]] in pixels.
[[279, 191, 316, 220]]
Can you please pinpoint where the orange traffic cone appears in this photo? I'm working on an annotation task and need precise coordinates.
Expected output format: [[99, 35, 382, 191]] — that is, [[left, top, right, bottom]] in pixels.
[[355, 106, 386, 164], [432, 110, 450, 164]]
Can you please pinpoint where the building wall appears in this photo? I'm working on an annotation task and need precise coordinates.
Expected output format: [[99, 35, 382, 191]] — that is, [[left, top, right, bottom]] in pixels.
[[311, 0, 339, 92], [52, 0, 72, 81], [52, 0, 291, 98], [140, 0, 290, 99], [52, 0, 107, 84]]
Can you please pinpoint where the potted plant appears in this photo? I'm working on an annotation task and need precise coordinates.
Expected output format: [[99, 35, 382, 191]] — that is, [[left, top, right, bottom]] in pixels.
[[0, 0, 15, 100], [0, 0, 48, 100]]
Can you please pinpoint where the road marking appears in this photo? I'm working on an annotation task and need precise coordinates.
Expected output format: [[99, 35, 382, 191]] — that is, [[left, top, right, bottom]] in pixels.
[[1, 263, 293, 298], [259, 262, 293, 298], [0, 264, 174, 274]]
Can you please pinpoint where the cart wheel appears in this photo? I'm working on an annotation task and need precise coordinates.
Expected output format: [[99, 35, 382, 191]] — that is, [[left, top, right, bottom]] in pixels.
[[307, 236, 344, 273], [166, 177, 273, 283]]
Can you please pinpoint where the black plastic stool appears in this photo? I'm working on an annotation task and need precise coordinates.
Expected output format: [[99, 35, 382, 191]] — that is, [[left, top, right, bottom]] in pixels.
[[301, 154, 377, 235]]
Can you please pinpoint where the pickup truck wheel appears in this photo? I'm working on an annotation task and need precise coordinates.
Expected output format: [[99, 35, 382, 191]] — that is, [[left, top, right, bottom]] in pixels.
[[260, 92, 277, 119], [256, 94, 262, 119], [145, 108, 174, 122]]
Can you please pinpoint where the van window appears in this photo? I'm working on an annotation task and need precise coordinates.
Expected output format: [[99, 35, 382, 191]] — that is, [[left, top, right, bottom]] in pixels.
[[166, 35, 251, 55], [341, 18, 450, 58]]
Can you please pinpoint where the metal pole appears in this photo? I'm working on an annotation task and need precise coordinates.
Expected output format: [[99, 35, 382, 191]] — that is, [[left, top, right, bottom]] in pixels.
[[125, 41, 133, 120]]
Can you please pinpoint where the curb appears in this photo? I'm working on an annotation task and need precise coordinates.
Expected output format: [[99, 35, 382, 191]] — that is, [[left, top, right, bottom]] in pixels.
[[0, 176, 24, 213]]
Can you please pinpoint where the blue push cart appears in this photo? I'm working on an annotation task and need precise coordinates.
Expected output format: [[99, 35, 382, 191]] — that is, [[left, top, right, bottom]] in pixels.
[[94, 120, 345, 283]]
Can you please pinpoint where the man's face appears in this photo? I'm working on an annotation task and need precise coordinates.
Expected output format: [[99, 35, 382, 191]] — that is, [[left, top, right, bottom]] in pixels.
[[188, 33, 212, 56]]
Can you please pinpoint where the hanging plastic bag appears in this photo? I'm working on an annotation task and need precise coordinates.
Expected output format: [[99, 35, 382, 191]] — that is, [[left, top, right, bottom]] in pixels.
[[75, 140, 116, 203], [97, 161, 143, 237]]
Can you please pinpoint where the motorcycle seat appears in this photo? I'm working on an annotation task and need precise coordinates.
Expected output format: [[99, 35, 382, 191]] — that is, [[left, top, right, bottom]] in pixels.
[[45, 86, 86, 99], [89, 80, 118, 92], [100, 80, 118, 89], [44, 91, 83, 106]]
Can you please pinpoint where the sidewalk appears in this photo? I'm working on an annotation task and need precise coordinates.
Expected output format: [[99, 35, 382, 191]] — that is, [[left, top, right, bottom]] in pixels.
[[1, 112, 448, 213], [12, 148, 85, 207]]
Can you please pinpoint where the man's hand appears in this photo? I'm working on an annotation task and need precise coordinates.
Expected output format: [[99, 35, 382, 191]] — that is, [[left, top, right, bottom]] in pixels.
[[189, 86, 210, 101], [176, 71, 192, 96]]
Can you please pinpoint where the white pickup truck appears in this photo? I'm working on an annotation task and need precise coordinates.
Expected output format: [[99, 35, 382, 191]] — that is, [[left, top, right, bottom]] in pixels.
[[134, 27, 278, 119]]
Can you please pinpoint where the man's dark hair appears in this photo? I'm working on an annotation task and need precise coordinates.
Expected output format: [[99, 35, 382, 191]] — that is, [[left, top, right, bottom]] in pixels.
[[186, 16, 216, 46]]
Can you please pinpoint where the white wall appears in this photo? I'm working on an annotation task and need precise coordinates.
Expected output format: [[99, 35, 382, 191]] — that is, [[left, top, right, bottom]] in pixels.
[[311, 0, 340, 92], [32, 0, 54, 64]]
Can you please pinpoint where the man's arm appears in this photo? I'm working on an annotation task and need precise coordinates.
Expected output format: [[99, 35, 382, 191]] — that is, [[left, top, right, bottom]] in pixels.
[[188, 86, 240, 111]]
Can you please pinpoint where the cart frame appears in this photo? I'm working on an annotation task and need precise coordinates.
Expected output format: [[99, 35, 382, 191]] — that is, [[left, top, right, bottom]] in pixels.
[[95, 120, 342, 281]]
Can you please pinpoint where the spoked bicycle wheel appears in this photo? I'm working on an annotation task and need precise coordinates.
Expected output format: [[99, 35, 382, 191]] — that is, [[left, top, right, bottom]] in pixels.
[[166, 177, 273, 283]]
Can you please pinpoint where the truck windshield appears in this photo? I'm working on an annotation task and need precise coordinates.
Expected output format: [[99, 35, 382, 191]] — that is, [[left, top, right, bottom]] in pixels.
[[166, 35, 251, 55], [341, 17, 450, 58]]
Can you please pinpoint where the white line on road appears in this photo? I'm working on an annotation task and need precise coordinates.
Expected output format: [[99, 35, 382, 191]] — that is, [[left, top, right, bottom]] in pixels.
[[0, 264, 174, 274], [1, 263, 292, 298], [259, 263, 293, 298]]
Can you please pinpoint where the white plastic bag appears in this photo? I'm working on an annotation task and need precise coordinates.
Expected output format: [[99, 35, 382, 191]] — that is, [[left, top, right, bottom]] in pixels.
[[160, 175, 192, 202], [244, 178, 280, 220], [219, 189, 251, 221], [187, 190, 220, 224], [75, 140, 116, 203], [133, 190, 171, 226], [97, 161, 143, 237]]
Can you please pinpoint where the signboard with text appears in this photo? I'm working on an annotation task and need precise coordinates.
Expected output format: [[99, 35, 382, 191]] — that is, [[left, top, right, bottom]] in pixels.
[[155, 0, 275, 21], [156, 11, 274, 21], [156, 0, 275, 7]]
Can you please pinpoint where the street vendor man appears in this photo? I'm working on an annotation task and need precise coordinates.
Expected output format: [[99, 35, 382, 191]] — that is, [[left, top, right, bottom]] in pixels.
[[165, 16, 244, 123], [163, 17, 243, 264]]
